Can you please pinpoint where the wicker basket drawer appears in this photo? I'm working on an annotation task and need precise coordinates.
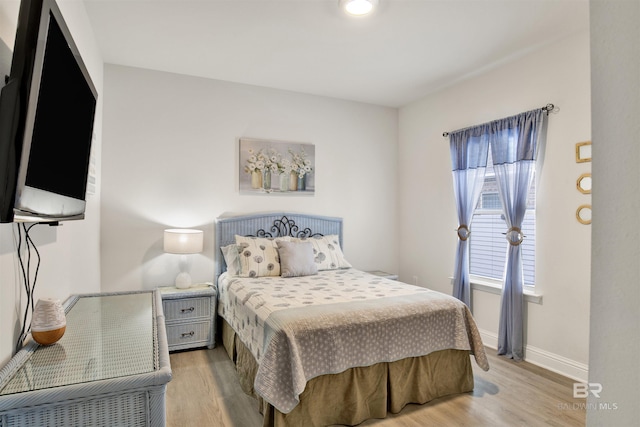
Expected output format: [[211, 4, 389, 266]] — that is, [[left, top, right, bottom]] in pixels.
[[3, 389, 150, 427], [166, 321, 212, 348], [163, 297, 211, 321]]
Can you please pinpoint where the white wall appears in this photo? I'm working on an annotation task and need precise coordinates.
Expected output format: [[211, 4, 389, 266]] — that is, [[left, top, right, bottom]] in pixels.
[[100, 65, 398, 292], [0, 0, 103, 366], [588, 0, 639, 424], [398, 31, 592, 379]]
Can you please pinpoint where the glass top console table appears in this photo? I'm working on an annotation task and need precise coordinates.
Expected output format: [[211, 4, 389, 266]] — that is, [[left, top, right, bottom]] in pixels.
[[0, 291, 172, 427]]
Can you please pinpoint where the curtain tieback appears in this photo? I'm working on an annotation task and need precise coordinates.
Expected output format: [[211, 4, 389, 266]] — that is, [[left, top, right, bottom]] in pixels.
[[505, 227, 524, 246], [456, 224, 470, 241]]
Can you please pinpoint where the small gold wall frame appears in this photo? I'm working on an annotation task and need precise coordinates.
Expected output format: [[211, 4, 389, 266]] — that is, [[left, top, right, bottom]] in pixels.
[[577, 173, 592, 194], [576, 141, 592, 163], [576, 204, 592, 225]]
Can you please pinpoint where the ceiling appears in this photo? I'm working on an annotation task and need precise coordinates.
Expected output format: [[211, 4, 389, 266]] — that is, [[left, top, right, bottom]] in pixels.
[[83, 0, 589, 107]]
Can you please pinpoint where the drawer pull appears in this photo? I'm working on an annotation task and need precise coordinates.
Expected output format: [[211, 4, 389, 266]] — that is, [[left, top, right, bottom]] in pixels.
[[181, 307, 195, 313], [181, 331, 195, 338]]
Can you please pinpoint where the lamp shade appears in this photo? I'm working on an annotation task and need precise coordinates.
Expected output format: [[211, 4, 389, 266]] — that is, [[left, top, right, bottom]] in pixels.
[[164, 229, 204, 254]]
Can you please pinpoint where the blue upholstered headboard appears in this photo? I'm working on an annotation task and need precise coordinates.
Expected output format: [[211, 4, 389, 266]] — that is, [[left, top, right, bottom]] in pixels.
[[214, 212, 343, 284]]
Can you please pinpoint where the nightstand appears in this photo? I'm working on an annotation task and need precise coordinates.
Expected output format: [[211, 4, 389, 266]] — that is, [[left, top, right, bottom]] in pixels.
[[158, 283, 216, 351], [366, 270, 399, 280]]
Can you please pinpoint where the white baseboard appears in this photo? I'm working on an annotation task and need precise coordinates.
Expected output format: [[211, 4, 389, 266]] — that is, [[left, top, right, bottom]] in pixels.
[[478, 329, 588, 383]]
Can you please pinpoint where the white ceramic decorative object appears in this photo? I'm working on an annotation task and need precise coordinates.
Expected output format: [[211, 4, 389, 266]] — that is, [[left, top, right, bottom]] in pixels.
[[174, 271, 192, 289], [31, 298, 66, 345]]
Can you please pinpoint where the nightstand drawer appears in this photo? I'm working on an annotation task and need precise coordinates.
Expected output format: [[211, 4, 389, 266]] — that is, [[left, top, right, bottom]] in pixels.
[[163, 297, 211, 321], [166, 321, 212, 348]]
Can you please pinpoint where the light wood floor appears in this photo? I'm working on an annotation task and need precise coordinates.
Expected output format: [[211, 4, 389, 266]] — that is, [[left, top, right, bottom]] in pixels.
[[167, 345, 586, 427]]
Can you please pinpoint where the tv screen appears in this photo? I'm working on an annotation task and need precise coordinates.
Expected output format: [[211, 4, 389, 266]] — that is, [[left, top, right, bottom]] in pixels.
[[26, 13, 96, 201], [0, 0, 97, 223]]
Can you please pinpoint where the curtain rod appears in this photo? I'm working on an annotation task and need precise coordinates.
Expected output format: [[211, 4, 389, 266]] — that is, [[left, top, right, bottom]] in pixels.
[[442, 103, 555, 137]]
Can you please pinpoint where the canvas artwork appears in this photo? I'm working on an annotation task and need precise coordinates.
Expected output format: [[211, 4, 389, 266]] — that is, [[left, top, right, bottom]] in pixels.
[[239, 138, 315, 195]]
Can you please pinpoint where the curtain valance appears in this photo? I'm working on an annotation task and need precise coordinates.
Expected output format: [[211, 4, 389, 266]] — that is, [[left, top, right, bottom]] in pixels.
[[449, 108, 546, 168]]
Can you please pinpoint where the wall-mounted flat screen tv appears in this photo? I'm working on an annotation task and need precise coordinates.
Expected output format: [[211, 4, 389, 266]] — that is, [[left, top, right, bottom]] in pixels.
[[0, 0, 97, 223]]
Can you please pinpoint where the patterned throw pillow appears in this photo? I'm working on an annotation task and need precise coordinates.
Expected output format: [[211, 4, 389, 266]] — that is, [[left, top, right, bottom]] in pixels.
[[234, 235, 289, 277], [296, 235, 352, 270]]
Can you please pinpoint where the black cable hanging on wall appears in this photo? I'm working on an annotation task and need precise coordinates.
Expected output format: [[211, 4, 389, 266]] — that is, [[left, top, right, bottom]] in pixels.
[[442, 103, 557, 137], [15, 223, 41, 353]]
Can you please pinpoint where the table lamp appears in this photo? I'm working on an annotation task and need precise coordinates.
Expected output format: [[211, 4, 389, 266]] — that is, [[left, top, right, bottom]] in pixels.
[[164, 228, 204, 288]]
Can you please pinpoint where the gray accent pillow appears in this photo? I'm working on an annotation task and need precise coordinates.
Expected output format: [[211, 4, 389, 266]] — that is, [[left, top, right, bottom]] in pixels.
[[277, 241, 318, 278]]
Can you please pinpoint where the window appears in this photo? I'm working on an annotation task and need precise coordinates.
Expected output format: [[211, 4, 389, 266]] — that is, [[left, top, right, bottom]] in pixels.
[[469, 148, 536, 286]]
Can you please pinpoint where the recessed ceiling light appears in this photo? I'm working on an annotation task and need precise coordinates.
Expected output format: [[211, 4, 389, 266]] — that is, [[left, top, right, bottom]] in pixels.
[[340, 0, 379, 16]]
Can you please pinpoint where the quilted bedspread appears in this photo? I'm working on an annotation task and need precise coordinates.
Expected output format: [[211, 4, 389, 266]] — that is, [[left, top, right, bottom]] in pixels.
[[217, 269, 489, 413]]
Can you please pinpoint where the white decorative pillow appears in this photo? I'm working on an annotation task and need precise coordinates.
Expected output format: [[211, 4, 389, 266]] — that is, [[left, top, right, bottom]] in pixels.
[[277, 241, 318, 278], [234, 235, 289, 277], [220, 244, 242, 276], [297, 235, 352, 270]]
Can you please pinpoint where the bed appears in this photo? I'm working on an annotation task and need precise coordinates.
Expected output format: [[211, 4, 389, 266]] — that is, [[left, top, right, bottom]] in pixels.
[[214, 212, 489, 427]]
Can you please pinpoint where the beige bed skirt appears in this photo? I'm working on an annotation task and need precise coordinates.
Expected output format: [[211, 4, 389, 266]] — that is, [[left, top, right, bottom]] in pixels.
[[221, 319, 474, 427]]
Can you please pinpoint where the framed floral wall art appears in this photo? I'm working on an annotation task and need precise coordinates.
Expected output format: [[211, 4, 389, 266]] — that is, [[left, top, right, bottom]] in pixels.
[[239, 138, 315, 195]]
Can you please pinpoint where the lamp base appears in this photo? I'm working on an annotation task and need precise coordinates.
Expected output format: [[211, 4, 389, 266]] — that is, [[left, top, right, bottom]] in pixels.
[[175, 272, 192, 289]]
